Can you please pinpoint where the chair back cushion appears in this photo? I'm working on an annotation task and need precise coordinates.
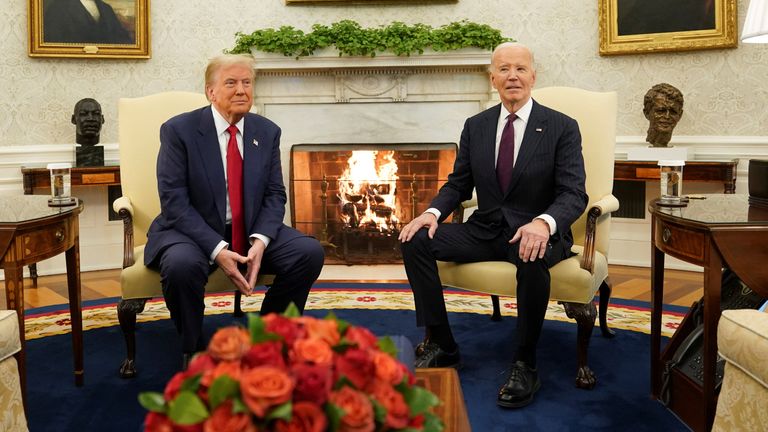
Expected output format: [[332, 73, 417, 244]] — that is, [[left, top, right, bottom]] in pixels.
[[532, 87, 617, 255], [117, 92, 209, 246]]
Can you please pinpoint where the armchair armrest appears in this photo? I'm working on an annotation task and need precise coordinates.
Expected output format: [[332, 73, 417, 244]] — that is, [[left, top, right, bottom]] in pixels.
[[581, 193, 619, 273], [113, 196, 136, 268]]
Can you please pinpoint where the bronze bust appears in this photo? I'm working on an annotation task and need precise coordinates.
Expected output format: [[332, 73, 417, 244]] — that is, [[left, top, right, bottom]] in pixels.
[[643, 83, 684, 148], [72, 98, 105, 166]]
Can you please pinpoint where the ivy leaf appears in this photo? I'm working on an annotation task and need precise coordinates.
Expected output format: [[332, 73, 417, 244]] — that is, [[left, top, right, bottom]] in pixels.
[[138, 392, 166, 413], [167, 390, 210, 425], [208, 375, 240, 409]]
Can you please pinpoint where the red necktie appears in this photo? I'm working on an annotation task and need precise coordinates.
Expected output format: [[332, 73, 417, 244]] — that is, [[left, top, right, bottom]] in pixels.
[[496, 113, 517, 193], [226, 124, 245, 254]]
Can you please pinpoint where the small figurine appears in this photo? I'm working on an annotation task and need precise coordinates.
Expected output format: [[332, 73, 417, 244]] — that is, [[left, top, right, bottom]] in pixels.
[[643, 83, 684, 148], [72, 98, 105, 166]]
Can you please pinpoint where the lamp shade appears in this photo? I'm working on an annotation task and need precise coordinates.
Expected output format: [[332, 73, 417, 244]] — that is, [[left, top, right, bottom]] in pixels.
[[742, 0, 768, 43]]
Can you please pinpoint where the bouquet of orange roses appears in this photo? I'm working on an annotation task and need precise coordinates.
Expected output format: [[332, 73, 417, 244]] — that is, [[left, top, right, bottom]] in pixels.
[[139, 306, 444, 432]]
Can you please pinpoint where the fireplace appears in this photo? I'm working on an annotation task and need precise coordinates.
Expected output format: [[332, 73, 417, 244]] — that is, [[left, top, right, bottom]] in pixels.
[[290, 143, 457, 264]]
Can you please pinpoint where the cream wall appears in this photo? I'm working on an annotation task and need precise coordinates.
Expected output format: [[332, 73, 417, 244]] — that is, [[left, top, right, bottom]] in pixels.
[[1, 0, 767, 274]]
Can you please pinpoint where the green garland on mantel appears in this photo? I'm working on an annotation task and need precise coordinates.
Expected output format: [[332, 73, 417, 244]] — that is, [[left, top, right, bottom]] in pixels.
[[227, 20, 513, 58]]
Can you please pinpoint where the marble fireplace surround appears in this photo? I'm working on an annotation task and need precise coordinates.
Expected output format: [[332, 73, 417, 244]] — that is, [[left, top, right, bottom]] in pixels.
[[250, 48, 495, 222]]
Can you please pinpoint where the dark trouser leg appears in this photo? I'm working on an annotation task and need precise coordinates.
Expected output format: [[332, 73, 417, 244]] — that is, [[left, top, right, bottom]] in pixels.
[[157, 242, 209, 353], [509, 240, 570, 367], [259, 226, 324, 315]]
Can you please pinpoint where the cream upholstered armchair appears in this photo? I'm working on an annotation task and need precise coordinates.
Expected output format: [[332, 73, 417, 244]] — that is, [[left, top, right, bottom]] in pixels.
[[713, 309, 768, 431], [0, 310, 27, 431], [437, 87, 619, 389], [115, 92, 274, 378]]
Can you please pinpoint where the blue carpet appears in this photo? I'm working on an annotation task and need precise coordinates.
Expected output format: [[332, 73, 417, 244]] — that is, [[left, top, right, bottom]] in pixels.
[[25, 300, 686, 431]]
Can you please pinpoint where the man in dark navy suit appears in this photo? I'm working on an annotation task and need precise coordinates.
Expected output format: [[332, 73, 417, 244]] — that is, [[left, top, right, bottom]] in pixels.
[[399, 43, 588, 408], [145, 55, 324, 364]]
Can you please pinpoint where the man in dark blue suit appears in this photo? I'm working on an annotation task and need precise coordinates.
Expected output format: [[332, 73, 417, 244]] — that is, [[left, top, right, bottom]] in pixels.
[[399, 43, 588, 408], [145, 55, 324, 363]]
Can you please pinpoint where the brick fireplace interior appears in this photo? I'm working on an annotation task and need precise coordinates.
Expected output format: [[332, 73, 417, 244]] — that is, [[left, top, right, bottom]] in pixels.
[[290, 143, 457, 264]]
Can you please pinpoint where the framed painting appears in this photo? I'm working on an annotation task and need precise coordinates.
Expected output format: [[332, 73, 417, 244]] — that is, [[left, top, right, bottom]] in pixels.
[[28, 0, 150, 59], [598, 0, 738, 56], [286, 0, 455, 3]]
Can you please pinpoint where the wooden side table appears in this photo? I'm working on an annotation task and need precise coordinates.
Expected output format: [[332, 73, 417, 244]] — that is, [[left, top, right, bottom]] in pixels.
[[615, 159, 738, 193], [414, 367, 471, 431], [0, 195, 85, 409]]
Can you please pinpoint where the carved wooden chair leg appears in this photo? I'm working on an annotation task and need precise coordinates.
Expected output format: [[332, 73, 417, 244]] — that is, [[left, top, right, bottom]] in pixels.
[[562, 301, 597, 389], [490, 295, 502, 321], [598, 279, 615, 338], [234, 290, 243, 317], [117, 298, 148, 379]]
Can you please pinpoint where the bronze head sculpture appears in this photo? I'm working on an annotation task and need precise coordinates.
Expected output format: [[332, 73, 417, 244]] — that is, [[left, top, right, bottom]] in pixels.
[[71, 98, 105, 146], [643, 83, 684, 148]]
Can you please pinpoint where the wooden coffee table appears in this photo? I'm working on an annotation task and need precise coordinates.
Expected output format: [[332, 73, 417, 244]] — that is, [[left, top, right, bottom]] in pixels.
[[415, 367, 471, 431]]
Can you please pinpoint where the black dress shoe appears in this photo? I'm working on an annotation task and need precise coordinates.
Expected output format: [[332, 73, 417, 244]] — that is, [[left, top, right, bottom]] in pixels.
[[414, 342, 460, 368], [497, 361, 541, 408]]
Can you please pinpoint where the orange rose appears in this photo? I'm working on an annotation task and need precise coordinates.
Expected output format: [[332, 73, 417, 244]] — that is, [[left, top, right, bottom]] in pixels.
[[344, 326, 377, 350], [297, 316, 340, 346], [240, 366, 295, 418], [203, 401, 257, 432], [201, 360, 242, 388], [368, 380, 410, 430], [291, 338, 334, 366], [273, 401, 327, 432], [328, 386, 375, 432], [208, 327, 251, 362], [372, 351, 405, 386]]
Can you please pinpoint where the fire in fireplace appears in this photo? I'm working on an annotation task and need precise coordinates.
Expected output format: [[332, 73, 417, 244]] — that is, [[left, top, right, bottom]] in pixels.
[[290, 143, 457, 265]]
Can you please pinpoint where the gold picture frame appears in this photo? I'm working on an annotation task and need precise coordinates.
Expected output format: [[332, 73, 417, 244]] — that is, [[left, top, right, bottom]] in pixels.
[[598, 0, 737, 56], [28, 0, 150, 59]]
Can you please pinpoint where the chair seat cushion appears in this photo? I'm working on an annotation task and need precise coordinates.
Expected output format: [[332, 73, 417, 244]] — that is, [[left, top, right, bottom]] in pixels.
[[718, 309, 768, 389], [0, 310, 21, 362], [121, 245, 275, 300], [437, 245, 608, 304]]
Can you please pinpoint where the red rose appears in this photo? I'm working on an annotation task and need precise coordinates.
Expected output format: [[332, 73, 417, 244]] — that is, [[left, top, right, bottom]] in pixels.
[[208, 327, 251, 362], [144, 412, 173, 432], [292, 363, 332, 405], [344, 326, 377, 350], [264, 314, 304, 345], [368, 379, 410, 429], [273, 401, 327, 432], [186, 353, 216, 376], [163, 371, 192, 400], [203, 401, 257, 432], [328, 386, 375, 432], [335, 348, 374, 390], [242, 340, 286, 370], [240, 366, 295, 418]]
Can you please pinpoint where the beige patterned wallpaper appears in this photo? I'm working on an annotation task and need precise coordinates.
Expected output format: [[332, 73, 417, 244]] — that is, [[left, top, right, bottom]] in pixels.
[[1, 0, 767, 148]]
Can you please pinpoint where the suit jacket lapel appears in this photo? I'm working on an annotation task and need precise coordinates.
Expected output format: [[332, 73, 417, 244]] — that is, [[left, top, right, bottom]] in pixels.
[[196, 106, 227, 223], [504, 100, 547, 196], [241, 114, 264, 229], [482, 105, 504, 197]]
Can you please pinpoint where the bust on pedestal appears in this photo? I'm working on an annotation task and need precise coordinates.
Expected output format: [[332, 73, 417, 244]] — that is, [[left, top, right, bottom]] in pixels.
[[72, 98, 105, 167], [627, 83, 690, 161]]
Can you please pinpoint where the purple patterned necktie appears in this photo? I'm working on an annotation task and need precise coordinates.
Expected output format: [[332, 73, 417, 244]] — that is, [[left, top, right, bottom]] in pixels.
[[496, 113, 517, 193]]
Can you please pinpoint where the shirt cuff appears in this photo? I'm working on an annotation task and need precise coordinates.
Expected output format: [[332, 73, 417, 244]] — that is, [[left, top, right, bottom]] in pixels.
[[251, 234, 271, 249], [211, 241, 228, 264], [425, 208, 442, 220], [536, 214, 557, 235]]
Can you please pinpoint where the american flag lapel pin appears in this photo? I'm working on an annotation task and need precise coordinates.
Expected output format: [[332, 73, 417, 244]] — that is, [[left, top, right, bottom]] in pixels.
[[253, 139, 259, 146], [535, 128, 543, 132]]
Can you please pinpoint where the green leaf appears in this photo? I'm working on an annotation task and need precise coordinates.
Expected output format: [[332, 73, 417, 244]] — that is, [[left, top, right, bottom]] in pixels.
[[377, 336, 399, 358], [247, 313, 281, 343], [208, 375, 240, 409], [180, 373, 202, 393], [266, 401, 293, 422], [232, 397, 249, 414], [283, 302, 301, 318], [422, 412, 445, 432], [167, 390, 210, 425], [325, 402, 345, 432], [138, 392, 167, 413], [371, 398, 387, 424], [402, 385, 441, 417]]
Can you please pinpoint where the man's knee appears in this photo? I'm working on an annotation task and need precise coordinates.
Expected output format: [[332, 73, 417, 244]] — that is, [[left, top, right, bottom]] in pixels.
[[400, 228, 430, 256], [293, 236, 325, 275], [159, 245, 208, 286]]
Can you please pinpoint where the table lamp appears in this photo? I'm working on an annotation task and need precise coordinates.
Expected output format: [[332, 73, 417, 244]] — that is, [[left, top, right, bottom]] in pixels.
[[742, 0, 768, 43]]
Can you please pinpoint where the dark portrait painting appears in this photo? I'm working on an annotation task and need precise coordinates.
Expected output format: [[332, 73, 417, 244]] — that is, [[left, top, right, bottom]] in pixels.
[[42, 0, 135, 44], [617, 0, 716, 36]]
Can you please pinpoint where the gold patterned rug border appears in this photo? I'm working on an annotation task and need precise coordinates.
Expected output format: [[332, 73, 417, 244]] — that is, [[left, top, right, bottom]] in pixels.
[[24, 289, 683, 340]]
